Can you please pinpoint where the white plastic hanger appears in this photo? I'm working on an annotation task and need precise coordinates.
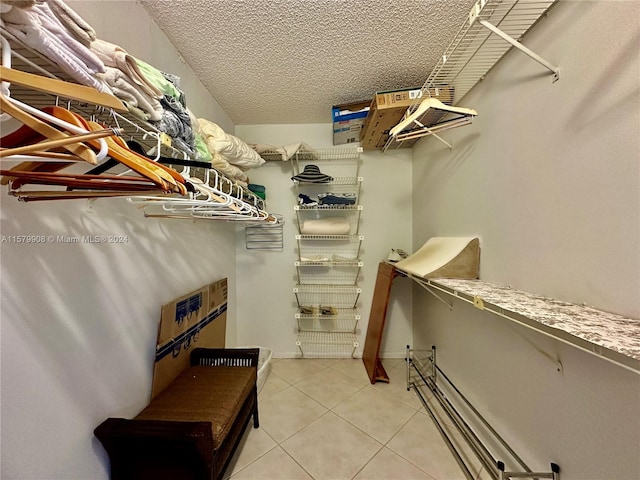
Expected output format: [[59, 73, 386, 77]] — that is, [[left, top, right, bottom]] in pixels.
[[389, 97, 478, 141]]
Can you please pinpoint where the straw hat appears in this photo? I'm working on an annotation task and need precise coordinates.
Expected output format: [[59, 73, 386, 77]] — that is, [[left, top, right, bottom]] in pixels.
[[291, 165, 333, 183]]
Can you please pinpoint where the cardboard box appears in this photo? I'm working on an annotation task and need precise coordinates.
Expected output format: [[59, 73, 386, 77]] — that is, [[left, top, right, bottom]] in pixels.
[[332, 101, 370, 145], [151, 278, 228, 398], [360, 86, 454, 150]]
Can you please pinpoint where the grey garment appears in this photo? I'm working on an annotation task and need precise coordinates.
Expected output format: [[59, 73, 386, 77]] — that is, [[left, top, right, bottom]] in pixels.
[[154, 94, 196, 156], [161, 71, 186, 105], [151, 70, 195, 155]]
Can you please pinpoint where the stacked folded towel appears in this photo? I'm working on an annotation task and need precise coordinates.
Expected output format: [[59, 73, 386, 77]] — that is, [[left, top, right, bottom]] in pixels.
[[91, 39, 163, 121], [1, 1, 109, 93]]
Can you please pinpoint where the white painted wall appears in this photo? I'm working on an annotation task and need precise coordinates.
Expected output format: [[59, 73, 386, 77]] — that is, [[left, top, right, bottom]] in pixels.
[[1, 2, 237, 479], [410, 1, 640, 479], [235, 124, 414, 358]]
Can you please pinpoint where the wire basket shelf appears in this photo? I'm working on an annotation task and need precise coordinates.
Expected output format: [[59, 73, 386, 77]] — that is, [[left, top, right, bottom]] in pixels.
[[294, 284, 361, 309], [296, 331, 359, 358]]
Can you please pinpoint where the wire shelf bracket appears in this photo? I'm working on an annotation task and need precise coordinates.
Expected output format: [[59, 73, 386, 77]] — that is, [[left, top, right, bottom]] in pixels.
[[470, 0, 560, 83]]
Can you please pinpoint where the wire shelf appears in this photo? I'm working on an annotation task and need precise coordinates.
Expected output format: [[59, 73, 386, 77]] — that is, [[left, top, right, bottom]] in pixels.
[[296, 308, 360, 333], [294, 147, 362, 163], [297, 234, 363, 242], [246, 218, 284, 250], [294, 284, 361, 309], [296, 235, 363, 260], [296, 206, 362, 236], [295, 261, 362, 285], [292, 147, 361, 179], [294, 176, 362, 187], [296, 331, 359, 358], [409, 0, 559, 113], [296, 204, 362, 211]]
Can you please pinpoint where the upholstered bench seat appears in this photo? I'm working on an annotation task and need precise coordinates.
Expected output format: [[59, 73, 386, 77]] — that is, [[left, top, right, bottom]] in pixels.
[[94, 348, 259, 480]]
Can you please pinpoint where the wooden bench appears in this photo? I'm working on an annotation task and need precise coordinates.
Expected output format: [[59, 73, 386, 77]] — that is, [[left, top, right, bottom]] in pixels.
[[94, 348, 259, 480]]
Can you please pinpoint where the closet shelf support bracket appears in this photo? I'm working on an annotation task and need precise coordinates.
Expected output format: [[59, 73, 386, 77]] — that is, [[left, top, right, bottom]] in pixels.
[[469, 0, 559, 82], [475, 17, 560, 82], [412, 276, 454, 310]]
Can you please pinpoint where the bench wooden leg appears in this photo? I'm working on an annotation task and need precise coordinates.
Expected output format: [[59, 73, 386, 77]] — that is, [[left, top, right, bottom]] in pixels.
[[253, 389, 259, 428]]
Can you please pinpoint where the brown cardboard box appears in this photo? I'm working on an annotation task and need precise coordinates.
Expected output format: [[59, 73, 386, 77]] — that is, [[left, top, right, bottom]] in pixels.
[[360, 86, 454, 150], [151, 278, 228, 398]]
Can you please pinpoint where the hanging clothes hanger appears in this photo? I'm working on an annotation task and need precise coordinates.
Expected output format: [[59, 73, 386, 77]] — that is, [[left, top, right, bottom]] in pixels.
[[40, 105, 184, 193], [11, 189, 167, 202], [0, 65, 126, 112], [0, 93, 98, 164], [388, 97, 478, 141], [0, 127, 119, 158], [0, 169, 165, 191]]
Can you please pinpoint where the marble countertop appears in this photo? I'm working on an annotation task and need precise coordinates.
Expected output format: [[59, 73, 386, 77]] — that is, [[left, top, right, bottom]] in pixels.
[[423, 278, 640, 370]]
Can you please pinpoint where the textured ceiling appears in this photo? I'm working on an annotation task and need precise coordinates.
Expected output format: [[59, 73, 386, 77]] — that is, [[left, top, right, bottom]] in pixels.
[[140, 0, 477, 125]]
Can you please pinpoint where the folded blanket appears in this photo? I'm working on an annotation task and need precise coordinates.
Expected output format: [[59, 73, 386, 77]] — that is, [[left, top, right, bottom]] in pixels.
[[1, 3, 109, 93], [91, 39, 162, 100], [135, 58, 182, 100], [97, 66, 163, 121], [300, 217, 351, 235], [47, 0, 96, 46]]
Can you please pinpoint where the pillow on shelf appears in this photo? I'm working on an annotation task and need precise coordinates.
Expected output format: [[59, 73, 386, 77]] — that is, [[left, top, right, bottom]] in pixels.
[[300, 217, 350, 235]]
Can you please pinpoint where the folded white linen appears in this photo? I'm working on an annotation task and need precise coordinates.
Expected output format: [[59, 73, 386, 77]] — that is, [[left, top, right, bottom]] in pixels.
[[1, 4, 109, 93], [98, 66, 163, 121], [300, 217, 351, 235], [47, 0, 96, 46], [32, 2, 104, 72], [91, 39, 163, 100]]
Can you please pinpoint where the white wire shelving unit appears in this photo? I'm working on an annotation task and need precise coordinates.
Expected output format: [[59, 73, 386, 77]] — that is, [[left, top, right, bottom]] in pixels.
[[291, 144, 363, 359], [294, 284, 362, 357], [385, 0, 560, 150]]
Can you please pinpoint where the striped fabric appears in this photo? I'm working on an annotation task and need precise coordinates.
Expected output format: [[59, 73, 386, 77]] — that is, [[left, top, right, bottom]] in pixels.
[[291, 165, 333, 183]]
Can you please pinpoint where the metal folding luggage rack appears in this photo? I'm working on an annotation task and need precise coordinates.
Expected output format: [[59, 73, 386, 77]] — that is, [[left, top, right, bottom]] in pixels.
[[406, 345, 560, 480]]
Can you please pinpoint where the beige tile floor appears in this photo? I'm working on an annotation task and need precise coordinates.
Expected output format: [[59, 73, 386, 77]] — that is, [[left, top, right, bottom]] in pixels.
[[224, 357, 489, 480]]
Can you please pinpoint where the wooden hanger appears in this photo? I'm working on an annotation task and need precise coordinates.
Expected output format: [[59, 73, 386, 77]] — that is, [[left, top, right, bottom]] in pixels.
[[43, 106, 182, 193], [11, 189, 168, 202], [0, 128, 119, 158], [0, 65, 126, 112], [0, 170, 164, 190], [0, 93, 97, 164], [85, 119, 187, 195]]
